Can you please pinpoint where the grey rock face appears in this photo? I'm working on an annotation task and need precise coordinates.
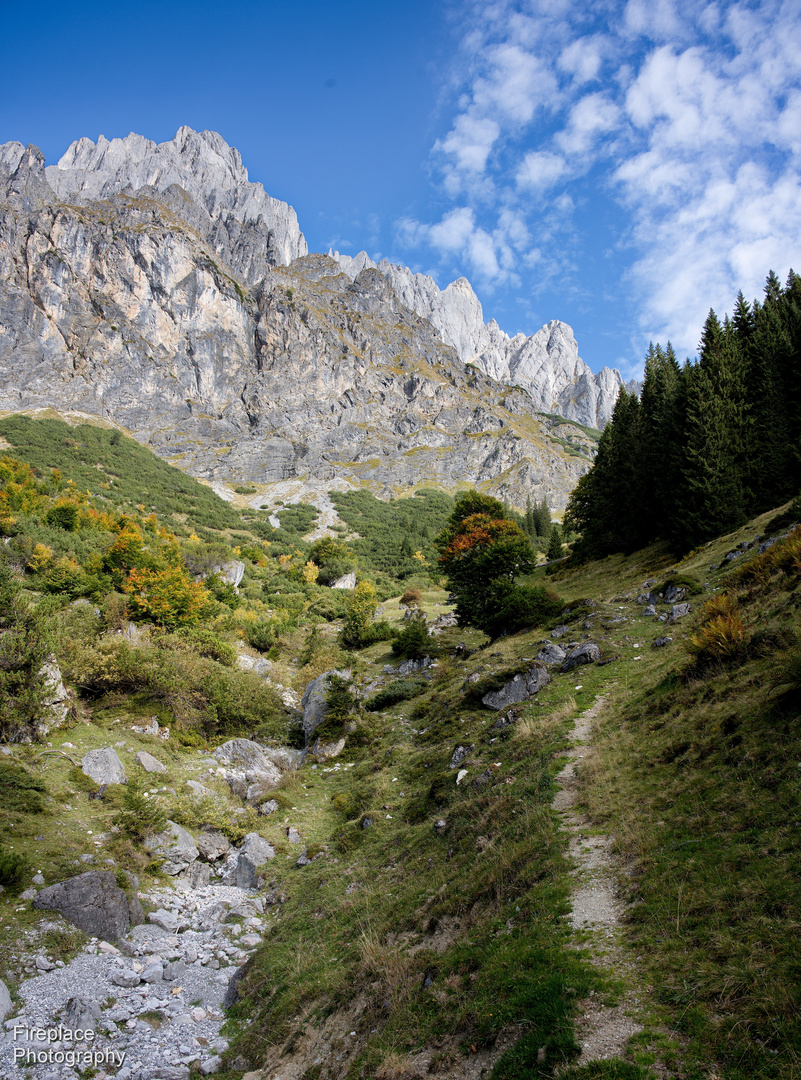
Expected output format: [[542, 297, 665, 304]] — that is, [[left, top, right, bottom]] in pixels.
[[534, 642, 566, 666], [330, 571, 356, 590], [45, 127, 307, 274], [0, 132, 590, 513], [81, 747, 126, 785], [560, 643, 602, 672], [669, 603, 692, 622], [481, 665, 551, 709], [32, 871, 141, 941], [196, 830, 233, 862], [135, 750, 168, 774], [332, 251, 636, 429], [0, 978, 11, 1021], [144, 821, 199, 875], [301, 669, 351, 745]]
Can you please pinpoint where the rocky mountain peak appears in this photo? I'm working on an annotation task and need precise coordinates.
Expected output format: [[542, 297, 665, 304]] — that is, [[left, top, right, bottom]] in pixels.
[[330, 250, 634, 428], [45, 127, 308, 272]]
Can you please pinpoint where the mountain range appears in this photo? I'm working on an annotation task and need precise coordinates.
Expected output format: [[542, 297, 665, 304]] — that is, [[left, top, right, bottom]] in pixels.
[[0, 127, 634, 511]]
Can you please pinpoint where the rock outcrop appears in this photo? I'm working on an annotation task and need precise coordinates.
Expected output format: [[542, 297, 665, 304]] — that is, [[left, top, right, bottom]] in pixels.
[[0, 128, 595, 511], [32, 870, 143, 941], [332, 251, 639, 429]]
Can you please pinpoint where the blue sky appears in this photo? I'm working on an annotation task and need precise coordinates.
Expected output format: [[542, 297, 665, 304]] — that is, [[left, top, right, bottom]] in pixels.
[[3, 0, 800, 378]]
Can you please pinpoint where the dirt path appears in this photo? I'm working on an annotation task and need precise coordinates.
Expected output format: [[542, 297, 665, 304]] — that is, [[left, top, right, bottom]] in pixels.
[[553, 696, 645, 1066]]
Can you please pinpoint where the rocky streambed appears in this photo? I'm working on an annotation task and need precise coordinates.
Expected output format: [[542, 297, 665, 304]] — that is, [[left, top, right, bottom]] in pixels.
[[0, 874, 274, 1080]]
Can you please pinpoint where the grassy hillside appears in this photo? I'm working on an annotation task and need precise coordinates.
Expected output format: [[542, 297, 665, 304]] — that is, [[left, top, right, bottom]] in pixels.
[[0, 414, 799, 1080]]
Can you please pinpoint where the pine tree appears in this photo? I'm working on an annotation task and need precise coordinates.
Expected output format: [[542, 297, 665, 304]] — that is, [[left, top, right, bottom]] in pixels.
[[547, 524, 563, 561], [639, 342, 682, 538], [676, 311, 747, 548], [564, 388, 643, 556]]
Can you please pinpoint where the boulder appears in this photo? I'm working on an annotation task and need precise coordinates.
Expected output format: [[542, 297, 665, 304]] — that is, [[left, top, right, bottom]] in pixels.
[[669, 603, 691, 622], [147, 909, 185, 932], [663, 585, 686, 604], [135, 750, 167, 775], [0, 978, 12, 1021], [212, 739, 282, 786], [38, 659, 69, 733], [653, 636, 673, 648], [481, 664, 551, 710], [397, 656, 433, 675], [300, 669, 351, 745], [560, 643, 601, 672], [550, 625, 570, 639], [330, 572, 356, 589], [311, 736, 346, 761], [533, 642, 566, 666], [33, 871, 142, 941], [196, 831, 233, 862], [81, 747, 126, 785], [239, 832, 276, 864], [219, 560, 245, 588], [449, 745, 471, 769], [186, 779, 211, 797], [259, 799, 280, 815], [144, 821, 199, 875], [62, 997, 101, 1031], [175, 861, 211, 889], [246, 778, 281, 804], [112, 968, 141, 987]]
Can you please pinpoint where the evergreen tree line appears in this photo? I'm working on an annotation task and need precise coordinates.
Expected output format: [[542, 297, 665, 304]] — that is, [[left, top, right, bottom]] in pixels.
[[565, 270, 801, 556]]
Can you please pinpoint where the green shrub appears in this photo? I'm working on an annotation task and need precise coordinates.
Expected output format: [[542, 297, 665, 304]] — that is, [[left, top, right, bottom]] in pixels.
[[391, 613, 433, 659], [109, 782, 167, 842], [174, 627, 237, 667], [0, 761, 47, 813], [0, 847, 30, 892], [247, 618, 293, 652], [478, 582, 564, 640], [365, 677, 429, 711]]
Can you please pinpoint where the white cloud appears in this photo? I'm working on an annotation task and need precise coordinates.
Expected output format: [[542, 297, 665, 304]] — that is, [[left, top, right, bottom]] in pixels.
[[558, 36, 604, 84], [516, 149, 568, 190], [402, 0, 801, 368], [555, 92, 621, 157], [429, 207, 478, 252]]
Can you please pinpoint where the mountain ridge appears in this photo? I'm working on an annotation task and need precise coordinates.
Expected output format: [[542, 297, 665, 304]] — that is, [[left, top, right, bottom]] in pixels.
[[0, 128, 604, 511], [331, 249, 638, 428]]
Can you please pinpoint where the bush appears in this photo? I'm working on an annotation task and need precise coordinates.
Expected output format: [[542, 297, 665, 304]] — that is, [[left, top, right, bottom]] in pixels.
[[174, 627, 237, 667], [109, 783, 168, 842], [399, 587, 422, 609], [391, 613, 433, 659], [122, 565, 211, 629], [0, 761, 48, 813], [478, 582, 564, 640], [341, 581, 378, 649], [247, 618, 295, 652], [0, 847, 30, 892], [365, 677, 429, 711]]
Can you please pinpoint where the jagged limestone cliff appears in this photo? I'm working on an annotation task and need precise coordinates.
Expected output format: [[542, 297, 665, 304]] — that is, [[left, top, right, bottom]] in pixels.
[[0, 129, 595, 511], [332, 251, 638, 429]]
